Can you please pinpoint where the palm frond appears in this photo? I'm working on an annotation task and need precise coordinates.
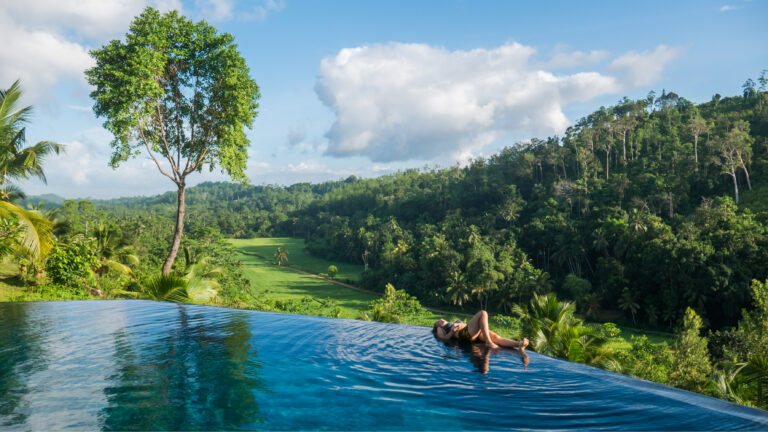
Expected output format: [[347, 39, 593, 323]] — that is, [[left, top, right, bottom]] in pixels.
[[0, 200, 54, 260]]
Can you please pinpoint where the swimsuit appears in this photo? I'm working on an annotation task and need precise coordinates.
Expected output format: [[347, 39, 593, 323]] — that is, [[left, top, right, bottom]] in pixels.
[[441, 320, 474, 342], [441, 320, 462, 335], [457, 326, 474, 342]]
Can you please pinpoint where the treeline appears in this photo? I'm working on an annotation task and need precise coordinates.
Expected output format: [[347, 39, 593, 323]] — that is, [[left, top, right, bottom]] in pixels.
[[97, 81, 768, 331]]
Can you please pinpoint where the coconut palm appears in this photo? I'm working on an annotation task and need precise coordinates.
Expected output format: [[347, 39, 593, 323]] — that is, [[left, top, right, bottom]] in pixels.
[[0, 79, 63, 261], [273, 246, 289, 266], [0, 201, 53, 261], [514, 292, 617, 368], [740, 355, 768, 408], [139, 274, 191, 302], [181, 247, 222, 303], [92, 224, 139, 276], [618, 288, 640, 325]]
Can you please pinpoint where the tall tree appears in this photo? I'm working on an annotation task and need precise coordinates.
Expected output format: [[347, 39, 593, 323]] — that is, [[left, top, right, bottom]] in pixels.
[[87, 8, 260, 275]]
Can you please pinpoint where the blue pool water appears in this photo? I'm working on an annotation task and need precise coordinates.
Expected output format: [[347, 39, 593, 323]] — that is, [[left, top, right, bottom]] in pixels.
[[0, 300, 766, 430]]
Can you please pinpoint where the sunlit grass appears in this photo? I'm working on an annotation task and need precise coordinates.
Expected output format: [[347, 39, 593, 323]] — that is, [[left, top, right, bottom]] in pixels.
[[229, 237, 362, 283], [231, 239, 376, 319]]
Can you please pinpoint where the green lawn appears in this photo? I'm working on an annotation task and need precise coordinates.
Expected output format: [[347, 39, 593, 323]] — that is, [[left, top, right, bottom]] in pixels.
[[231, 239, 376, 319], [229, 237, 363, 283]]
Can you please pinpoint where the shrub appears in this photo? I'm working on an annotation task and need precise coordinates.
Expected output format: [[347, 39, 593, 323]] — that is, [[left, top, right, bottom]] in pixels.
[[45, 242, 97, 286], [359, 283, 427, 323], [327, 265, 338, 280]]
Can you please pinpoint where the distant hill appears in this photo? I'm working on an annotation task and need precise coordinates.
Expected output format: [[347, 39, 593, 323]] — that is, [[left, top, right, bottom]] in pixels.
[[19, 193, 67, 208]]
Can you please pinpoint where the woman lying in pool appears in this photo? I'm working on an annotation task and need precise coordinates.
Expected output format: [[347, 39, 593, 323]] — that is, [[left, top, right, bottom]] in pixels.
[[432, 310, 529, 350]]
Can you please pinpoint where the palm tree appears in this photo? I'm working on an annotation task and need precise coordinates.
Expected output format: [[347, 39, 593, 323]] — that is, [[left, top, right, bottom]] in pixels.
[[274, 246, 288, 266], [0, 201, 53, 261], [445, 271, 470, 307], [0, 79, 63, 261], [740, 355, 768, 409], [92, 224, 139, 276], [618, 288, 640, 325], [514, 292, 617, 369], [181, 247, 222, 303]]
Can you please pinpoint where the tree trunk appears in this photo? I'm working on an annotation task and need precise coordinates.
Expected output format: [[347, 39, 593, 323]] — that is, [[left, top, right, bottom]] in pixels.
[[622, 131, 627, 161], [668, 193, 674, 219], [162, 182, 186, 275], [731, 170, 740, 204], [605, 150, 610, 179], [693, 134, 699, 170], [561, 158, 567, 179], [737, 153, 752, 190]]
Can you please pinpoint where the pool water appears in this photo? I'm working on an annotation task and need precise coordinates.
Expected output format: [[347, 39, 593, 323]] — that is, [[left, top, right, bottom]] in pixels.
[[0, 300, 766, 430]]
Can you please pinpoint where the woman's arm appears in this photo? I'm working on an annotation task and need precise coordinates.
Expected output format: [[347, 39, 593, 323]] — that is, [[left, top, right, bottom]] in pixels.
[[435, 326, 454, 341]]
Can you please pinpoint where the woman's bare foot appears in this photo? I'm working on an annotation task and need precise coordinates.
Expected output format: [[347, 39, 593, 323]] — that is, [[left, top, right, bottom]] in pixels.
[[519, 338, 529, 351], [486, 341, 500, 350]]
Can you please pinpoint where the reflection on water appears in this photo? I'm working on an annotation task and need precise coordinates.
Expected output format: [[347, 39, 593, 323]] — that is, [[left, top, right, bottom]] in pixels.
[[1, 300, 767, 431], [438, 339, 529, 374], [0, 305, 49, 427], [99, 305, 264, 430]]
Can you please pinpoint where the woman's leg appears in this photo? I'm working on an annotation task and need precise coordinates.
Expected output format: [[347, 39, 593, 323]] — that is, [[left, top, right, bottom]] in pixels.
[[466, 310, 499, 348], [486, 331, 529, 350]]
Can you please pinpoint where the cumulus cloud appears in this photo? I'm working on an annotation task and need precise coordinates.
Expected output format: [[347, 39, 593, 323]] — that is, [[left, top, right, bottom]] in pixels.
[[316, 42, 681, 163], [0, 0, 182, 103], [316, 42, 624, 163], [608, 45, 682, 87], [544, 49, 610, 68], [0, 13, 93, 102]]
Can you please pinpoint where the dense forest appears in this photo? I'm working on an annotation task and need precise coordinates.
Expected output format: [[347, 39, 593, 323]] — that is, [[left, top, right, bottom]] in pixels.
[[96, 82, 768, 332]]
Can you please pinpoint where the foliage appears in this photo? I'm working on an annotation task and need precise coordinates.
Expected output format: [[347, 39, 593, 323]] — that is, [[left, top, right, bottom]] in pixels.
[[137, 274, 190, 302], [0, 79, 62, 261], [670, 308, 713, 394], [327, 264, 338, 280], [617, 335, 674, 385], [45, 241, 97, 286], [359, 283, 427, 323], [274, 246, 288, 266], [514, 292, 618, 369]]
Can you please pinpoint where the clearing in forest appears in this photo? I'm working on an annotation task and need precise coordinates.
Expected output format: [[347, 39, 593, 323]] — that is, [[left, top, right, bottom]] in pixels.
[[229, 237, 377, 319]]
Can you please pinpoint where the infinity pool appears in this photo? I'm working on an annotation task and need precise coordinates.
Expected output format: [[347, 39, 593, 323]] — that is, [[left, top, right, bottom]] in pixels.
[[0, 300, 766, 430]]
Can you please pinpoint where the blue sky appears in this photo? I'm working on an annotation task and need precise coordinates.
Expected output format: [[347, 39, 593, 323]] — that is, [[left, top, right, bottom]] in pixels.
[[2, 0, 766, 199]]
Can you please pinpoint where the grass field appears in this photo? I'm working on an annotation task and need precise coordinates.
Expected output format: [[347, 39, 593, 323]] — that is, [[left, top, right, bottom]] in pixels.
[[230, 237, 363, 283], [230, 238, 378, 319]]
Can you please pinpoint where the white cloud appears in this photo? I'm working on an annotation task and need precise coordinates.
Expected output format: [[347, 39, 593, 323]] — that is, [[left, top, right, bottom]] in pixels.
[[198, 0, 234, 20], [719, 4, 739, 11], [0, 0, 182, 103], [196, 0, 285, 21], [316, 42, 625, 163], [0, 12, 94, 102], [545, 49, 610, 68], [608, 45, 682, 88], [246, 0, 286, 21]]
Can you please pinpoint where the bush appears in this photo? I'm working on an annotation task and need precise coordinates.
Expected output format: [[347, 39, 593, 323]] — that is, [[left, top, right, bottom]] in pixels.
[[670, 308, 713, 394], [359, 283, 427, 323], [327, 265, 338, 280], [45, 242, 97, 286]]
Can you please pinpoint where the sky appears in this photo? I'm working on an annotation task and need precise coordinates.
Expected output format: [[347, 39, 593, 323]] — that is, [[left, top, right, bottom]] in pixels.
[[3, 0, 766, 199]]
